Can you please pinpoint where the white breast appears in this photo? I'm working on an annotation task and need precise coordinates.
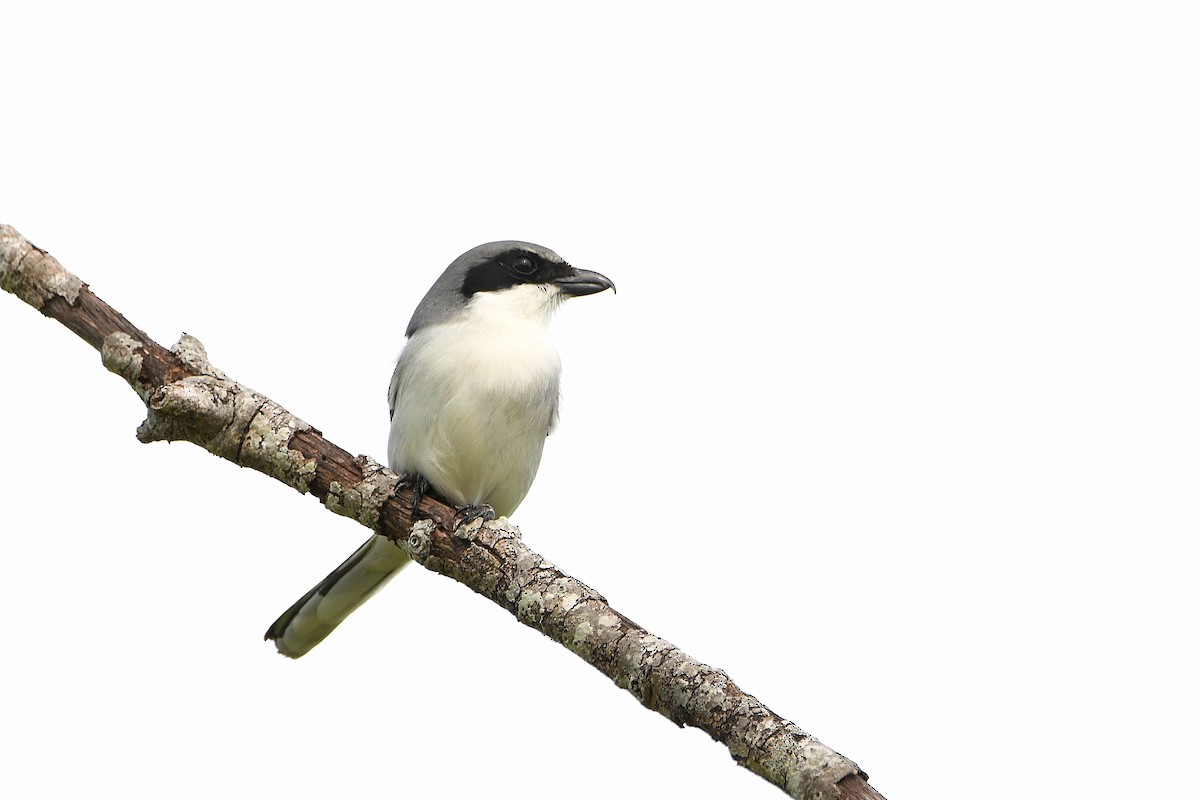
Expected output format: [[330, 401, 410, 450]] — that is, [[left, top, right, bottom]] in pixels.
[[388, 284, 564, 517]]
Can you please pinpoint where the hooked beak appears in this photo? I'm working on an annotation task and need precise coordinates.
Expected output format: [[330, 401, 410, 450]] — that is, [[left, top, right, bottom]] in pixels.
[[553, 267, 616, 297]]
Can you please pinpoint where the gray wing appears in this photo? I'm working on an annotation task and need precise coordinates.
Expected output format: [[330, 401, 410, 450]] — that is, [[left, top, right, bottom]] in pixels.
[[388, 354, 404, 420], [546, 387, 560, 436]]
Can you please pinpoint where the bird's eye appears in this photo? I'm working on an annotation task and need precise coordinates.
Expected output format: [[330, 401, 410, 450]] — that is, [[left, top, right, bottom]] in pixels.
[[512, 256, 536, 275]]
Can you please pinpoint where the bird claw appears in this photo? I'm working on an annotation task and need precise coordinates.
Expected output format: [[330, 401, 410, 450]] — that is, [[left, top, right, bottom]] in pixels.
[[454, 503, 496, 528], [405, 474, 431, 517]]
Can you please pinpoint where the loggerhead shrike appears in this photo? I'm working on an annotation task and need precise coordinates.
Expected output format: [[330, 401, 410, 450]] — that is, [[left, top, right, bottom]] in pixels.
[[265, 242, 615, 657]]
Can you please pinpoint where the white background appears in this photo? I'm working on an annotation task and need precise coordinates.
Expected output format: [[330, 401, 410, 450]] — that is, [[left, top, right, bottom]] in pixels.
[[2, 3, 1197, 798]]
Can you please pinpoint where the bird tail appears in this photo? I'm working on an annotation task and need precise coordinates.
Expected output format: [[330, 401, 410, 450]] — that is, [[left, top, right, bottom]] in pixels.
[[265, 535, 411, 658]]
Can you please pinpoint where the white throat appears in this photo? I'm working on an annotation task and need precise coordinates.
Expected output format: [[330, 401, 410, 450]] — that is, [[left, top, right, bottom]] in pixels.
[[463, 283, 564, 329]]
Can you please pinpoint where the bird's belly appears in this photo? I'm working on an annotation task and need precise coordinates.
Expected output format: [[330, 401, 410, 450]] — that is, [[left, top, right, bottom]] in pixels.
[[388, 331, 559, 517], [415, 393, 548, 515]]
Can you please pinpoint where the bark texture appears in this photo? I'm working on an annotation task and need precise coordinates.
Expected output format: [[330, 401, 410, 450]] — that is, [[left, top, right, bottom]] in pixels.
[[1, 224, 886, 800]]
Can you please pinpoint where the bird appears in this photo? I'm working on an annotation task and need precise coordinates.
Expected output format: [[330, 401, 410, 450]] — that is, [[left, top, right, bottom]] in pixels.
[[265, 241, 615, 658]]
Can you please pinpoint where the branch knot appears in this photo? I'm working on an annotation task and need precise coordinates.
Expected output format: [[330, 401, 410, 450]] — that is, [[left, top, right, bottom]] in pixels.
[[136, 372, 315, 493]]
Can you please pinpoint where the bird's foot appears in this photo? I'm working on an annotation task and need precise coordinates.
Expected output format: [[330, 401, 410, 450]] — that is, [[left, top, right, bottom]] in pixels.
[[454, 503, 496, 528], [404, 474, 431, 517]]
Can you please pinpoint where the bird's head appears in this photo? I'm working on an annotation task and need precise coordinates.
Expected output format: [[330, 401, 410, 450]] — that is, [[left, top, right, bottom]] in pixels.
[[407, 241, 615, 336]]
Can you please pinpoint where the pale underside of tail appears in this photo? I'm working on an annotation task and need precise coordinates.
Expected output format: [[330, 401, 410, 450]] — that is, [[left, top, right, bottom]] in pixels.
[[265, 536, 412, 658]]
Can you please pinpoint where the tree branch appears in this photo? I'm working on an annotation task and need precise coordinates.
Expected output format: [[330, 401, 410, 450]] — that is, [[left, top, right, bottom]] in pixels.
[[1, 224, 885, 800]]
